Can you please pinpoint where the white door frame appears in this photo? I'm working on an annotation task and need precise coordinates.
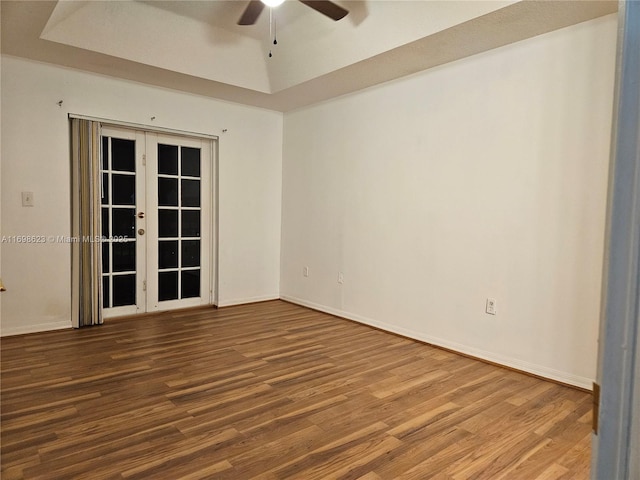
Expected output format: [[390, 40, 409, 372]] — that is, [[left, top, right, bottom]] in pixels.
[[592, 1, 640, 478], [94, 121, 218, 317]]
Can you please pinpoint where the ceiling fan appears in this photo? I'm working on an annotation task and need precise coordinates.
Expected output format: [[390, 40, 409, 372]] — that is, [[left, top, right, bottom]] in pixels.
[[238, 0, 349, 25]]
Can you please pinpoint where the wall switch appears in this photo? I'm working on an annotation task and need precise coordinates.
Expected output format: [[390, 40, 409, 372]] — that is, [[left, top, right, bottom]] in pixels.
[[303, 266, 309, 277], [338, 272, 344, 284], [22, 191, 34, 207], [486, 298, 497, 315]]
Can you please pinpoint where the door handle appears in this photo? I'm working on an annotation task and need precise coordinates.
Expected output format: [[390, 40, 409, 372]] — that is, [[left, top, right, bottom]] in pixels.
[[137, 212, 145, 219], [138, 228, 145, 235]]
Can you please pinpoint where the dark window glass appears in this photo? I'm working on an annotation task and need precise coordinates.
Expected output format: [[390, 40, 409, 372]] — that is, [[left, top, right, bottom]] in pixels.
[[112, 241, 136, 272], [181, 210, 200, 237], [113, 274, 136, 306], [158, 178, 178, 206], [181, 179, 200, 207], [111, 138, 135, 172], [112, 209, 135, 238], [101, 137, 109, 170], [101, 174, 109, 205], [112, 175, 135, 205], [159, 271, 178, 301], [159, 209, 178, 238], [102, 242, 110, 274], [159, 240, 178, 269], [181, 240, 200, 268], [101, 208, 110, 238], [181, 147, 200, 177], [181, 270, 200, 299], [158, 144, 178, 175], [102, 276, 110, 308]]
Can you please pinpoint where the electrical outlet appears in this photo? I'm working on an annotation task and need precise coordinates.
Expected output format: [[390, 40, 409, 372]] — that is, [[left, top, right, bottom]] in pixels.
[[22, 191, 34, 207], [303, 266, 309, 277], [486, 298, 497, 315], [338, 272, 344, 284]]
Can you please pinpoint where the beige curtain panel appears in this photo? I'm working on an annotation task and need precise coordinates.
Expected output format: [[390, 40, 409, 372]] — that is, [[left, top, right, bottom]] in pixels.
[[71, 118, 103, 328]]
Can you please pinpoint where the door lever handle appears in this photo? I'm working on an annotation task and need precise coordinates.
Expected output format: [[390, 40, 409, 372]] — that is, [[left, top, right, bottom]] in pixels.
[[137, 212, 145, 219]]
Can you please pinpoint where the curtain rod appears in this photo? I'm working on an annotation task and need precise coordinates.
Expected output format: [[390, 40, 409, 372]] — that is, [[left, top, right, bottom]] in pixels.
[[68, 114, 219, 141]]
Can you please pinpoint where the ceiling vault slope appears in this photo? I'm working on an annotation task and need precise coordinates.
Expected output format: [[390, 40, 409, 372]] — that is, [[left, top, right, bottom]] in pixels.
[[1, 0, 617, 112]]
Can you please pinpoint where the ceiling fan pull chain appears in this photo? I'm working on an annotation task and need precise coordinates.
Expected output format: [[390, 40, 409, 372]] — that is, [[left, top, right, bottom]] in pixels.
[[273, 12, 278, 45], [268, 7, 274, 57], [268, 7, 278, 57]]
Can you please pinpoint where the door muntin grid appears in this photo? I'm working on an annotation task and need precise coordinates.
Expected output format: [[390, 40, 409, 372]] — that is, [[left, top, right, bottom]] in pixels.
[[157, 144, 201, 302], [101, 136, 137, 308]]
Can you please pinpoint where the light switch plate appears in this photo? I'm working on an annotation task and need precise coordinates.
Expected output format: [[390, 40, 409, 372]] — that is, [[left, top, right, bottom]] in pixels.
[[486, 298, 497, 315]]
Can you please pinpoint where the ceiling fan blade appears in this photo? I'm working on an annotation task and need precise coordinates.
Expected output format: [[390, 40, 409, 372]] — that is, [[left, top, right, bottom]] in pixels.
[[238, 0, 266, 25], [298, 1, 348, 21]]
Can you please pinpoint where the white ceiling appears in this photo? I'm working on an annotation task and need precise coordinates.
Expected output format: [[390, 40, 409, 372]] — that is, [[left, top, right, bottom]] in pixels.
[[1, 0, 617, 112]]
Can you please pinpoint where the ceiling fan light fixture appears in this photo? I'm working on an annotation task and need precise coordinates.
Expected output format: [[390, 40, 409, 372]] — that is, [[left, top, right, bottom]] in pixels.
[[239, 0, 348, 25], [261, 0, 285, 7]]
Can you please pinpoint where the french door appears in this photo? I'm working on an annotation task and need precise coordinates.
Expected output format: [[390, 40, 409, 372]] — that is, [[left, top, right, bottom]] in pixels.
[[100, 126, 212, 318]]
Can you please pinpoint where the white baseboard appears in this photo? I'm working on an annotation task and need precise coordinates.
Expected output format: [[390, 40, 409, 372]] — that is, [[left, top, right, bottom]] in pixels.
[[280, 295, 593, 390], [0, 295, 282, 335], [1, 320, 72, 337], [216, 294, 280, 308], [0, 295, 594, 390]]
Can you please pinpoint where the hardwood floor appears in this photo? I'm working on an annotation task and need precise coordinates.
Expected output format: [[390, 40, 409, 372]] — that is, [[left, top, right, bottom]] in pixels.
[[1, 300, 592, 479]]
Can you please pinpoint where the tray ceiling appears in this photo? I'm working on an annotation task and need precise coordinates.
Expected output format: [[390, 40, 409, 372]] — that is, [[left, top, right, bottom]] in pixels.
[[1, 0, 617, 111]]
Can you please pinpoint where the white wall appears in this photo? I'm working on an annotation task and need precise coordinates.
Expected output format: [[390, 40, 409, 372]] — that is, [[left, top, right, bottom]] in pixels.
[[281, 15, 617, 388], [0, 55, 282, 335], [0, 14, 618, 388], [0, 54, 3, 327]]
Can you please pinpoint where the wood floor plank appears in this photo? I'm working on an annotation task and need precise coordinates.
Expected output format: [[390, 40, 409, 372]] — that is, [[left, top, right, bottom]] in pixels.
[[374, 426, 471, 479], [1, 300, 592, 479]]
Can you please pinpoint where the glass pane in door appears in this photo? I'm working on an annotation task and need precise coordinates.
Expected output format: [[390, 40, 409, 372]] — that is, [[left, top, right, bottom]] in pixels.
[[157, 144, 201, 302], [101, 136, 137, 309]]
